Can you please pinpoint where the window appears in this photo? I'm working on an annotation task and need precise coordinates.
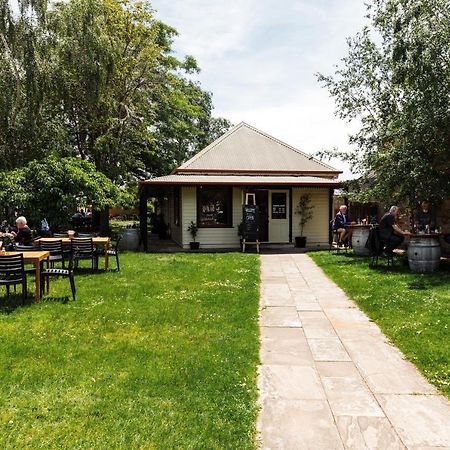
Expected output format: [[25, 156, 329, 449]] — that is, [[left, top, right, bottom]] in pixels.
[[272, 192, 287, 219], [197, 187, 232, 227], [174, 187, 181, 226]]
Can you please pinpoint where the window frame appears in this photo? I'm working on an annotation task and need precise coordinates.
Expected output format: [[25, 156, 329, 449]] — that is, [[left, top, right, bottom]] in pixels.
[[196, 186, 233, 228]]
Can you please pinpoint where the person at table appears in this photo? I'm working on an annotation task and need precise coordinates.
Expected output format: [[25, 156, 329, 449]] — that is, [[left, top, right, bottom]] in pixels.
[[415, 200, 436, 232], [11, 216, 33, 245], [333, 205, 353, 244], [379, 206, 409, 255]]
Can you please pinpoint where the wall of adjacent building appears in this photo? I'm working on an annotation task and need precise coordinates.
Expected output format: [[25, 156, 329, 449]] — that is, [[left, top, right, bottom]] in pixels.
[[292, 187, 330, 247]]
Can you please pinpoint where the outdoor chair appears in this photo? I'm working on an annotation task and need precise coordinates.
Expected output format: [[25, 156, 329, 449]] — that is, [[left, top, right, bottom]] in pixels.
[[0, 253, 27, 302], [77, 232, 95, 237], [70, 237, 96, 272], [39, 240, 65, 268], [96, 234, 122, 271], [13, 244, 38, 275], [367, 225, 393, 267], [40, 252, 76, 301], [329, 220, 347, 253]]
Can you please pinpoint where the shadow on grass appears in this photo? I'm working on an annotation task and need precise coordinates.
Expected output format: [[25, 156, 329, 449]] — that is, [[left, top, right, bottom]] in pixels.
[[40, 295, 71, 304]]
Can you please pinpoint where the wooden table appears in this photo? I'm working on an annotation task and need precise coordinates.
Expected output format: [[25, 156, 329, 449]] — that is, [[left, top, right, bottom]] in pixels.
[[406, 233, 442, 273], [345, 224, 371, 256], [3, 251, 49, 301], [36, 237, 111, 270]]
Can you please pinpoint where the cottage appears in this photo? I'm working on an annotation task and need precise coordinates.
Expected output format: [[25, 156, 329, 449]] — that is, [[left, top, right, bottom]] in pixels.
[[139, 122, 341, 250]]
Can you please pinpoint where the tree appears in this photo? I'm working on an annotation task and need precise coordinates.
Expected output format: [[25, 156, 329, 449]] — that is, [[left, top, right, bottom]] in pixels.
[[0, 156, 121, 229], [317, 0, 450, 208]]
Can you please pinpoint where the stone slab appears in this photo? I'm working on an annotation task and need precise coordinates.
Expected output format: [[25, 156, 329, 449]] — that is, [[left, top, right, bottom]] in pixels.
[[260, 327, 314, 366], [260, 306, 302, 328], [258, 399, 344, 450], [376, 394, 450, 448], [307, 337, 351, 362], [335, 416, 406, 449], [321, 377, 384, 417], [258, 365, 326, 401], [298, 311, 337, 338]]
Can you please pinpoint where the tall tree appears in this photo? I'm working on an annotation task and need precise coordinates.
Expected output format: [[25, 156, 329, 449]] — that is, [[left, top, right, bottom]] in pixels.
[[318, 0, 450, 208]]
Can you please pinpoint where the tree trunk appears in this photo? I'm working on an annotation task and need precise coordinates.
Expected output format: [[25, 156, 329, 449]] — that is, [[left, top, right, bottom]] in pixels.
[[93, 207, 110, 236]]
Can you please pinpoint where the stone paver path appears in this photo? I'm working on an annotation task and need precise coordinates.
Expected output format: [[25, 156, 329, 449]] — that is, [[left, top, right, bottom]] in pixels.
[[258, 254, 450, 450]]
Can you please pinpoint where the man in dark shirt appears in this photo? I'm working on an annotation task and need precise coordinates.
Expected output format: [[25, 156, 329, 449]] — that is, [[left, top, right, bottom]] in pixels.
[[11, 216, 33, 245], [415, 201, 436, 232], [379, 206, 409, 255]]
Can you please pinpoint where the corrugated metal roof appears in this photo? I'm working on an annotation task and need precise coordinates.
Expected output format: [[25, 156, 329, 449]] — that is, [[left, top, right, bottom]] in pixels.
[[141, 174, 341, 187], [175, 122, 340, 175]]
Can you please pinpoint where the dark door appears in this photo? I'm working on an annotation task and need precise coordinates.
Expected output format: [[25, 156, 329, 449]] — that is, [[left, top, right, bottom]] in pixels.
[[256, 190, 269, 241]]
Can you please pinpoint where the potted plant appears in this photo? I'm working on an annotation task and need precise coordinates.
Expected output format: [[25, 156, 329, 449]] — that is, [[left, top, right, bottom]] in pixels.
[[187, 221, 200, 250], [295, 193, 315, 248]]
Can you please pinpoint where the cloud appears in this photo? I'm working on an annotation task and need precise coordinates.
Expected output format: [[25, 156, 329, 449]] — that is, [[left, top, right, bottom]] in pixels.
[[151, 0, 368, 179]]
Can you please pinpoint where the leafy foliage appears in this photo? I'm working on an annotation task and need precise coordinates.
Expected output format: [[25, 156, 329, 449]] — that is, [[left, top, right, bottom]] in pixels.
[[0, 157, 121, 228], [317, 0, 450, 207], [0, 0, 230, 187], [295, 193, 315, 236]]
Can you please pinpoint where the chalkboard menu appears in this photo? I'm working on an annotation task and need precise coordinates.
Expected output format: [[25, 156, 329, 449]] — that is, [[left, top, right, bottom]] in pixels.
[[242, 205, 260, 241]]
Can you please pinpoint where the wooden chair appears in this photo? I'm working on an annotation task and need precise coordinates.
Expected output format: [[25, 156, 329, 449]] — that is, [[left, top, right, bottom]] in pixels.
[[0, 254, 27, 302]]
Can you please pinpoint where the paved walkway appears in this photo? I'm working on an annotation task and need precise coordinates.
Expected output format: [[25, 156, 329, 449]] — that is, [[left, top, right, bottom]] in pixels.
[[257, 254, 450, 450]]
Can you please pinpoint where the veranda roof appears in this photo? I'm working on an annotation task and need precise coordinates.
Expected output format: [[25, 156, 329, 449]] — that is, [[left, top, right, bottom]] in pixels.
[[140, 174, 340, 187]]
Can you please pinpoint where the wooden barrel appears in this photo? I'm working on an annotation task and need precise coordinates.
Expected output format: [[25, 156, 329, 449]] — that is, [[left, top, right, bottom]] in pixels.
[[351, 227, 370, 256], [407, 237, 441, 273], [119, 228, 140, 251]]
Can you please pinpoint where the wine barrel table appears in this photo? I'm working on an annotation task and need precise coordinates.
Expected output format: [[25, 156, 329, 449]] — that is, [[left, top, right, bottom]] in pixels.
[[407, 233, 442, 273], [119, 228, 140, 251], [346, 224, 371, 256]]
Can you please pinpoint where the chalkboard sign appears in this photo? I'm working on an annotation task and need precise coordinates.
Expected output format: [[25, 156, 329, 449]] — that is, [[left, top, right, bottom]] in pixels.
[[242, 205, 260, 241]]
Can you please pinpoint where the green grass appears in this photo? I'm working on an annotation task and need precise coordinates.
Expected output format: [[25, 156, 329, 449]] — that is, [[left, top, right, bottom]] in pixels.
[[0, 253, 260, 449], [310, 251, 450, 398]]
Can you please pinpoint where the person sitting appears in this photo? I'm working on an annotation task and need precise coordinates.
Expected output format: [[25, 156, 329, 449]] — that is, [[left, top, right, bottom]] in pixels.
[[379, 206, 408, 255], [333, 205, 353, 245], [11, 216, 33, 246], [415, 200, 436, 232]]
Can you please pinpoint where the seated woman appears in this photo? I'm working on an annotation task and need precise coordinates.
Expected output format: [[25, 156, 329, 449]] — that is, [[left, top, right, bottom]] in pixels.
[[333, 205, 353, 245], [11, 216, 33, 246]]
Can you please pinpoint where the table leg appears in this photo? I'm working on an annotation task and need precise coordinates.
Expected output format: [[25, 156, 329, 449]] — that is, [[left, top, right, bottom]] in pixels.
[[104, 242, 109, 270], [34, 260, 41, 302]]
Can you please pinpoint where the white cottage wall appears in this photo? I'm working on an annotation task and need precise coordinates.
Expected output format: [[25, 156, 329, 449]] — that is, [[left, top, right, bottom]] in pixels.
[[292, 187, 330, 247], [181, 186, 242, 249]]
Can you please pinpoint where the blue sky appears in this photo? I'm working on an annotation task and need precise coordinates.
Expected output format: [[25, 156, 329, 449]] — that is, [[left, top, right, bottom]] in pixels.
[[151, 0, 368, 179]]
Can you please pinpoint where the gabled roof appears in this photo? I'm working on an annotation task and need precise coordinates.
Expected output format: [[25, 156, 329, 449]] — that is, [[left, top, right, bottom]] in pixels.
[[174, 122, 341, 176]]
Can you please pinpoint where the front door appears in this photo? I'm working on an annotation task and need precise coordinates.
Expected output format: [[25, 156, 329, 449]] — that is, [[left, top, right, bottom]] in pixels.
[[255, 190, 269, 241], [269, 190, 289, 242]]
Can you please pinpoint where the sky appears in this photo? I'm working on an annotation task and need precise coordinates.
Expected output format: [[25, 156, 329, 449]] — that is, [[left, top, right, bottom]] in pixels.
[[150, 0, 368, 179]]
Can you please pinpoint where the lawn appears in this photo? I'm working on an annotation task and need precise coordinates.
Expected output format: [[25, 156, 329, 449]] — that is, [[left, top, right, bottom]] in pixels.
[[310, 251, 450, 398], [0, 253, 260, 449]]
